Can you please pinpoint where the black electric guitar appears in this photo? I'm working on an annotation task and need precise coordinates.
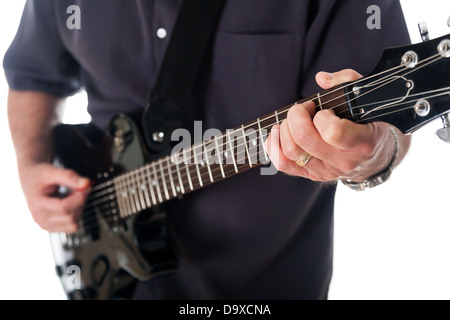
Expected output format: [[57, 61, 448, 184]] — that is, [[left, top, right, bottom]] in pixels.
[[50, 33, 450, 300]]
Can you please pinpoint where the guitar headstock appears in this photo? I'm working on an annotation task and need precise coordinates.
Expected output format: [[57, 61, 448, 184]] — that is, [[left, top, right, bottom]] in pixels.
[[346, 32, 450, 135]]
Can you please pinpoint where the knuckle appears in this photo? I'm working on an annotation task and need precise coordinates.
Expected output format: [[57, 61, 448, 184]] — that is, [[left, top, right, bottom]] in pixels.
[[282, 141, 299, 160], [292, 128, 311, 148]]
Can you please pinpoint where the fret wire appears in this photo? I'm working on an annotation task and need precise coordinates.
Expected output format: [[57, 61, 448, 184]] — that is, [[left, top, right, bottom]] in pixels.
[[241, 125, 252, 167], [121, 174, 132, 215], [214, 136, 226, 178], [198, 158, 210, 186], [183, 149, 194, 191], [127, 173, 139, 214], [145, 164, 158, 205], [132, 171, 143, 212], [122, 175, 133, 216], [174, 158, 185, 194], [203, 140, 214, 183], [274, 110, 280, 125], [317, 92, 323, 110], [226, 129, 239, 173], [114, 176, 127, 218], [140, 167, 152, 208], [134, 169, 146, 211], [187, 158, 202, 189], [167, 157, 178, 197], [158, 159, 170, 200], [257, 118, 269, 163], [192, 143, 204, 187], [151, 162, 163, 202]]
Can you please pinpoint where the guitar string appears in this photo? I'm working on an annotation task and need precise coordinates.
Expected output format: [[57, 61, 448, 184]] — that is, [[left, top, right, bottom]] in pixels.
[[80, 60, 446, 225], [87, 51, 443, 197], [83, 85, 450, 212], [337, 54, 444, 116], [77, 87, 450, 231], [76, 53, 449, 229], [83, 52, 444, 203], [82, 58, 416, 194]]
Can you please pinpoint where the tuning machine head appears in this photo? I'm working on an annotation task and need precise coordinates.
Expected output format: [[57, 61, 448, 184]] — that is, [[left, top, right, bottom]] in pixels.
[[436, 113, 450, 143], [418, 21, 430, 42]]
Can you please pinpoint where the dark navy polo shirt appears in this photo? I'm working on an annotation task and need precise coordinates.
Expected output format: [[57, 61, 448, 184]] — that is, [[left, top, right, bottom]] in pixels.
[[3, 0, 410, 299]]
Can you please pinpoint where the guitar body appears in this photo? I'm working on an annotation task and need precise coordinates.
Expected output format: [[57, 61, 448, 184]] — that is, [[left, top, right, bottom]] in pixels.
[[50, 113, 178, 300]]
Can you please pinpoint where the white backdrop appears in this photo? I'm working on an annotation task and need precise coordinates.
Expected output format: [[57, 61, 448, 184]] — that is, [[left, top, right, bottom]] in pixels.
[[0, 1, 449, 300]]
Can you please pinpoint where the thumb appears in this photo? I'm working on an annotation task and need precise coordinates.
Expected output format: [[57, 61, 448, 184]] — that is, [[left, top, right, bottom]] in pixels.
[[315, 69, 362, 89], [47, 167, 91, 191]]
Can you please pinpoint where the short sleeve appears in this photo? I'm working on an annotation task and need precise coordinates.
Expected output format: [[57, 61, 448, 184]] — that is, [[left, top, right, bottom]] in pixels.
[[3, 0, 81, 97]]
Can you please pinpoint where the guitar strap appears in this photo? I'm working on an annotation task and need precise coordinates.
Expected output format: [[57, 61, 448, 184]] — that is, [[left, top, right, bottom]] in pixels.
[[142, 0, 226, 156]]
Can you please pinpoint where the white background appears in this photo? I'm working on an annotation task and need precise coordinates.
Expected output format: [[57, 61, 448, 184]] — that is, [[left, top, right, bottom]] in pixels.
[[0, 0, 449, 300]]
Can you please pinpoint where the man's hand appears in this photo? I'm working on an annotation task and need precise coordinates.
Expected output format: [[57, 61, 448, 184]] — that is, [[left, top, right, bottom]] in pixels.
[[265, 69, 411, 182], [19, 163, 91, 233], [7, 89, 91, 233]]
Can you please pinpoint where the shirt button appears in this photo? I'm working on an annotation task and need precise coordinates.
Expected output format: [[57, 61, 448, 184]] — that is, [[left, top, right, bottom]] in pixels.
[[156, 28, 167, 39]]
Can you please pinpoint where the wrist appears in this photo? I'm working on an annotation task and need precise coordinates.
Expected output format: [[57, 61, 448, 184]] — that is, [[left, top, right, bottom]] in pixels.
[[340, 126, 400, 191]]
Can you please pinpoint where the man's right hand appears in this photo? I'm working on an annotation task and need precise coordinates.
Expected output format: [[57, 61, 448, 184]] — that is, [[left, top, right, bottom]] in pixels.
[[7, 89, 92, 234], [19, 163, 91, 233]]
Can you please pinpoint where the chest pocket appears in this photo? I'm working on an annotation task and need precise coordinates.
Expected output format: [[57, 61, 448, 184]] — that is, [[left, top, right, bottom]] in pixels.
[[203, 32, 302, 129]]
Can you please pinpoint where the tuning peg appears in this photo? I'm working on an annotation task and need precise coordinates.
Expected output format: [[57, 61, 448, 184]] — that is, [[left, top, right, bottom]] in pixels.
[[418, 21, 430, 42], [436, 113, 450, 143]]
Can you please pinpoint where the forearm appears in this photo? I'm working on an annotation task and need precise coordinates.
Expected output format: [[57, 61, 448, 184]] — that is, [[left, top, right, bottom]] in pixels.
[[7, 89, 64, 170]]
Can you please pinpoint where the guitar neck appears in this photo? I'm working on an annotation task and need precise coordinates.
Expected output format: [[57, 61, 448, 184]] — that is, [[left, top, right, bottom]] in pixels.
[[113, 85, 350, 217]]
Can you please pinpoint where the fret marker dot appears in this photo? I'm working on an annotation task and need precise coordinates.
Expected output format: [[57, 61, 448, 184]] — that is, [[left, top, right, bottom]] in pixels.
[[176, 186, 181, 192]]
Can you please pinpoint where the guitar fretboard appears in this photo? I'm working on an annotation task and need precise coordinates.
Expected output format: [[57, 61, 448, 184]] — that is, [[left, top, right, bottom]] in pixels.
[[113, 85, 350, 218]]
